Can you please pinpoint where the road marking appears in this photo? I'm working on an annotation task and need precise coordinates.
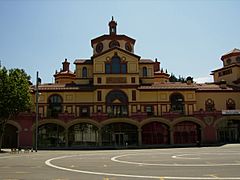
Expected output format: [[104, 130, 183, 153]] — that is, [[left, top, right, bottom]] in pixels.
[[208, 174, 219, 178], [45, 155, 240, 179], [111, 153, 240, 167]]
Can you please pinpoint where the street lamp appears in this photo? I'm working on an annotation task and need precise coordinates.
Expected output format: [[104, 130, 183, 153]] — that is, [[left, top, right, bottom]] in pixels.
[[35, 71, 41, 152]]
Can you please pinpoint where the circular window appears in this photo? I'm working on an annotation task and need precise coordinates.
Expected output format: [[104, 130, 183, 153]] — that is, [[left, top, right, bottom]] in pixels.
[[96, 43, 103, 53], [125, 42, 132, 52], [109, 40, 120, 48], [226, 59, 231, 65], [236, 56, 240, 63]]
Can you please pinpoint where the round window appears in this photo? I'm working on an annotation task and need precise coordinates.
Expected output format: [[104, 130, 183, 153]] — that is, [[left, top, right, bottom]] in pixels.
[[125, 42, 132, 52], [109, 40, 120, 48], [96, 43, 103, 53], [226, 59, 231, 65]]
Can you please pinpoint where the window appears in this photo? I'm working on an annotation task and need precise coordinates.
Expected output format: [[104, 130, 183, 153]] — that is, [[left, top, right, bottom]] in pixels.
[[226, 98, 235, 110], [146, 106, 153, 116], [112, 56, 121, 73], [131, 77, 136, 83], [218, 69, 232, 77], [82, 67, 87, 78], [170, 93, 184, 113], [143, 67, 147, 77], [226, 59, 231, 65], [105, 54, 127, 74], [80, 106, 89, 117], [97, 78, 102, 84], [97, 91, 102, 101], [132, 90, 136, 101], [97, 105, 102, 112], [205, 98, 215, 112], [236, 57, 240, 63], [121, 64, 127, 73], [48, 95, 63, 118], [109, 40, 120, 48], [106, 64, 111, 74]]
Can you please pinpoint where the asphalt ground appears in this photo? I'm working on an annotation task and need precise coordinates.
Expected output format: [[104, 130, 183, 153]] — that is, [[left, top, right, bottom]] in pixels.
[[0, 144, 240, 180]]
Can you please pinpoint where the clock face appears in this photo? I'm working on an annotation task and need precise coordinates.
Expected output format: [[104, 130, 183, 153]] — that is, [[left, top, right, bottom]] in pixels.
[[109, 40, 120, 48], [125, 42, 132, 52], [96, 42, 103, 53]]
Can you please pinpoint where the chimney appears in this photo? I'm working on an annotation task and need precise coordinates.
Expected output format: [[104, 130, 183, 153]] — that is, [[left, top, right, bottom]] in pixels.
[[154, 58, 160, 72], [219, 79, 227, 89]]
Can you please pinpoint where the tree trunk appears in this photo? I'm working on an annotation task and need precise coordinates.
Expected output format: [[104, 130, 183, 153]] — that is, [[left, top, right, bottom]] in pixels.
[[0, 119, 7, 152]]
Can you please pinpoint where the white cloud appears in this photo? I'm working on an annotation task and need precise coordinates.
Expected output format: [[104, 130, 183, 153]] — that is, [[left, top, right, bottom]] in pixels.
[[194, 76, 213, 83]]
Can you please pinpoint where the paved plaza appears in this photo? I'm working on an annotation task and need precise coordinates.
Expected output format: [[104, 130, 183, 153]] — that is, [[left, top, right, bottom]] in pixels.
[[1, 144, 240, 180]]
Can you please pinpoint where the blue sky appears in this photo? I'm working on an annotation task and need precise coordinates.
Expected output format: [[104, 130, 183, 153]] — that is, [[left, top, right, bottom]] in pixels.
[[0, 0, 239, 84]]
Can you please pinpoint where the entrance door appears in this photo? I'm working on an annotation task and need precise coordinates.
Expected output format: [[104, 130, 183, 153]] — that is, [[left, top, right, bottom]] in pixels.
[[115, 133, 124, 146]]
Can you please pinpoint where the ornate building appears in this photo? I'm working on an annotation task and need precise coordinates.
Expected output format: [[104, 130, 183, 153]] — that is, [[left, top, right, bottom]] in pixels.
[[3, 18, 240, 149]]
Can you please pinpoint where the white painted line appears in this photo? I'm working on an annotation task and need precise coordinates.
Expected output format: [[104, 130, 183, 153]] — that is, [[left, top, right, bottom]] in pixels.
[[111, 153, 240, 167], [45, 155, 240, 179]]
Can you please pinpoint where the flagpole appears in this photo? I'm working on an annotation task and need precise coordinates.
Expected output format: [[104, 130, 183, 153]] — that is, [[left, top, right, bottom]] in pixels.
[[35, 71, 39, 152]]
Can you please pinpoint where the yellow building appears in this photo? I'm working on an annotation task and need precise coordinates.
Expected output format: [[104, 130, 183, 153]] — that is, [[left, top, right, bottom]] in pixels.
[[3, 18, 240, 149]]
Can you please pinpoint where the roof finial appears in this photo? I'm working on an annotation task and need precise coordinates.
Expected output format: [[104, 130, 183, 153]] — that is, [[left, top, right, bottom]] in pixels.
[[112, 16, 114, 21]]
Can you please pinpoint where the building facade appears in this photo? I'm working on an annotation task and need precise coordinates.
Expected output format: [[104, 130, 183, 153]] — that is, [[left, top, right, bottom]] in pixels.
[[3, 18, 240, 149]]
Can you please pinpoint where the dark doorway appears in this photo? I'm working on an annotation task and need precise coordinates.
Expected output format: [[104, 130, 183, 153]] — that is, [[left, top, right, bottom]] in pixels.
[[2, 124, 18, 148]]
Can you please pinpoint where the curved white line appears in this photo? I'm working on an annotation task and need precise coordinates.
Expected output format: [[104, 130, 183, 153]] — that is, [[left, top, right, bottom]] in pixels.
[[111, 153, 240, 167], [45, 155, 240, 179]]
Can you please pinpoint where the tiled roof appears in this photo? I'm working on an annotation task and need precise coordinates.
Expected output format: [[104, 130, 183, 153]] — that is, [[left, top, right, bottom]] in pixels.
[[223, 48, 240, 56], [55, 70, 75, 75], [139, 59, 154, 63], [139, 82, 197, 90], [221, 48, 240, 60], [74, 59, 92, 64], [139, 82, 237, 91], [32, 83, 94, 91]]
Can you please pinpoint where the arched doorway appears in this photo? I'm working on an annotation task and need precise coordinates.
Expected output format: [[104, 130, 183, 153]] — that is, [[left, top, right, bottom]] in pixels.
[[106, 90, 128, 117], [102, 123, 138, 147], [142, 122, 170, 145], [170, 93, 184, 113], [2, 124, 18, 148], [38, 123, 65, 148], [68, 123, 99, 147], [217, 119, 240, 143], [173, 121, 201, 144]]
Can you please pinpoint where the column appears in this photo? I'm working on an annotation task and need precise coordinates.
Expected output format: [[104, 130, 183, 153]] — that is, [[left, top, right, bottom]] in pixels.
[[138, 128, 142, 146], [65, 128, 68, 147], [170, 127, 174, 145], [98, 128, 102, 146], [128, 105, 131, 117]]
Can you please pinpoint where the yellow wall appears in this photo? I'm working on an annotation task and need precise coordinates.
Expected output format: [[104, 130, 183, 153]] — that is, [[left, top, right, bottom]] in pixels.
[[195, 92, 240, 111]]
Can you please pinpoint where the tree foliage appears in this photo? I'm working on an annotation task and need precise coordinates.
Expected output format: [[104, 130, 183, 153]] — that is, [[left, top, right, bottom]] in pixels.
[[169, 73, 187, 83], [0, 66, 31, 150]]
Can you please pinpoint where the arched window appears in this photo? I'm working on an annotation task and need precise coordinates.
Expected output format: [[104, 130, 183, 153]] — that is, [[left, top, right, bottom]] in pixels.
[[48, 95, 63, 118], [106, 90, 128, 117], [226, 98, 235, 110], [170, 93, 184, 113], [205, 98, 215, 112], [112, 56, 121, 73], [105, 54, 127, 74], [82, 67, 87, 78], [143, 67, 147, 77]]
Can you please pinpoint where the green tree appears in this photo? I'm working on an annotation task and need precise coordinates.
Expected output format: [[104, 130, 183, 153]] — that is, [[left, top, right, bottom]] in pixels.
[[0, 67, 31, 151], [169, 73, 187, 83]]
